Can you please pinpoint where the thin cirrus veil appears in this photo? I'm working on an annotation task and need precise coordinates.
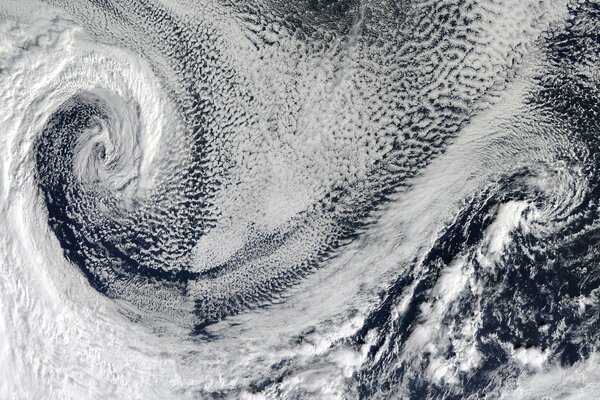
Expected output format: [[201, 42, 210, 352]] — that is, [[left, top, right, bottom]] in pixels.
[[1, 0, 600, 398]]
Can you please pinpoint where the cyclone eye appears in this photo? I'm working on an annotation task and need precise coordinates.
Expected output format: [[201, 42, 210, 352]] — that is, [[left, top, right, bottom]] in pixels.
[[93, 142, 106, 161]]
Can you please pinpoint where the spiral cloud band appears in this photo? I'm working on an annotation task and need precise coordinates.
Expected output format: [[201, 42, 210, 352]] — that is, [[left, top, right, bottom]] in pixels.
[[1, 0, 600, 398]]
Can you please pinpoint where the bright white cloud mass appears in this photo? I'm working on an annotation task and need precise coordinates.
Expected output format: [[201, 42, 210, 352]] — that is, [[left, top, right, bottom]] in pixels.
[[1, 0, 599, 398]]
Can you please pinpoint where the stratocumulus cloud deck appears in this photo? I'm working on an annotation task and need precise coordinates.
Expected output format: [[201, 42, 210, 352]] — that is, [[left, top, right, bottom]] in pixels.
[[1, 0, 599, 398]]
